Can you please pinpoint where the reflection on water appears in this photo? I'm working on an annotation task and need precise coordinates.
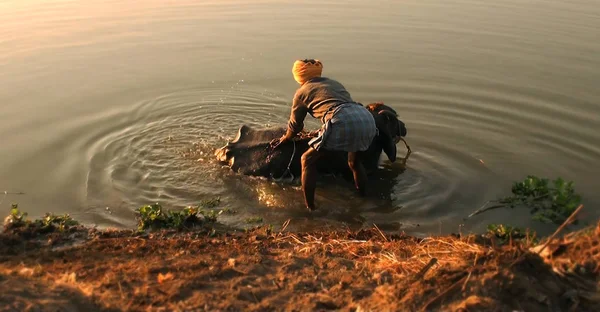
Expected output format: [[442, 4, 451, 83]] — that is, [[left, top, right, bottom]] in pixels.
[[1, 0, 599, 235]]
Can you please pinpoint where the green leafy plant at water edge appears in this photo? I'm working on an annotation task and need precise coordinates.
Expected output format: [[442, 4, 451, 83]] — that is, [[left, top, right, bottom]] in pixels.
[[504, 176, 581, 224], [200, 197, 221, 209], [486, 223, 530, 244], [4, 204, 79, 233], [200, 209, 218, 223], [39, 212, 79, 232], [6, 204, 28, 227], [218, 207, 238, 215], [135, 199, 221, 231], [474, 176, 582, 225]]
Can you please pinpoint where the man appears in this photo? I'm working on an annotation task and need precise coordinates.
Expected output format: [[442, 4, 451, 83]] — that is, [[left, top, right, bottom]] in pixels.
[[271, 59, 377, 211]]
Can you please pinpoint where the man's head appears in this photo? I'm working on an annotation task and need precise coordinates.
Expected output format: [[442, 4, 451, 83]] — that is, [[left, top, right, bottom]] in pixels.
[[292, 59, 323, 85]]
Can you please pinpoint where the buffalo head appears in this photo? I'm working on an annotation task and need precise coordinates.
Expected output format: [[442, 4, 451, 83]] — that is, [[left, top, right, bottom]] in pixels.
[[367, 102, 407, 166]]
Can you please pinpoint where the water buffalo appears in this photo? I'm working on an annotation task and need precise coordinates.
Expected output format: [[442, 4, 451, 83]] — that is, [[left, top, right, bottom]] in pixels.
[[215, 103, 408, 182]]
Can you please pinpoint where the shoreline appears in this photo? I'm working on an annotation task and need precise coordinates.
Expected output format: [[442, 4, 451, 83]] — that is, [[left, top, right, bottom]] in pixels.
[[1, 216, 598, 311]]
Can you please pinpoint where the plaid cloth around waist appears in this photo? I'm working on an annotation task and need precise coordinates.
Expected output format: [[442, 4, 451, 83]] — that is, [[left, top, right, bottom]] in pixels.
[[309, 103, 377, 152]]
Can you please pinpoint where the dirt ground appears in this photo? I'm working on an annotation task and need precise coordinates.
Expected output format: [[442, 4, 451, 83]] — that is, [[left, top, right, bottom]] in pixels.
[[1, 221, 599, 312]]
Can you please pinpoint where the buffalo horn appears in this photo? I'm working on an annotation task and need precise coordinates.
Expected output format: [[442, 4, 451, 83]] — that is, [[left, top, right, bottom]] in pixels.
[[378, 110, 397, 119]]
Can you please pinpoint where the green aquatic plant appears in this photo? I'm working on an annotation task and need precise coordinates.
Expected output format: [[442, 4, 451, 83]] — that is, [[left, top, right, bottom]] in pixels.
[[200, 197, 221, 209], [135, 199, 221, 231], [3, 204, 79, 233], [200, 209, 219, 223], [471, 176, 582, 225], [4, 204, 28, 229], [486, 223, 529, 244], [266, 224, 274, 235], [507, 176, 581, 224], [218, 207, 238, 215], [39, 212, 79, 232]]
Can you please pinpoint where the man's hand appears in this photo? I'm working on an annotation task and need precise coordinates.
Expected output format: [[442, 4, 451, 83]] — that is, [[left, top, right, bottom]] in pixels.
[[271, 128, 297, 148], [270, 135, 289, 149]]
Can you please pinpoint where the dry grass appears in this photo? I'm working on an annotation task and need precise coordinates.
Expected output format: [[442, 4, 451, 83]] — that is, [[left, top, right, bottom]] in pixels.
[[279, 220, 600, 283], [1, 220, 598, 311], [278, 230, 487, 280], [371, 237, 485, 278]]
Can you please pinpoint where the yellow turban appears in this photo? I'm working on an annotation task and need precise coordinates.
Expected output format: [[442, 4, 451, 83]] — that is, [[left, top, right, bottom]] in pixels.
[[292, 59, 323, 85]]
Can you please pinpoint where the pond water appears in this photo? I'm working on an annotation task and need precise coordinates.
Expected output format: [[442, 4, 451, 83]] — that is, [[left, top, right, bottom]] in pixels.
[[1, 0, 599, 235]]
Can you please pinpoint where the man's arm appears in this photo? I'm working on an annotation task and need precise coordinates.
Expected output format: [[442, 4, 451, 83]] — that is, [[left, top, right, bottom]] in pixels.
[[286, 95, 308, 139], [272, 93, 308, 147]]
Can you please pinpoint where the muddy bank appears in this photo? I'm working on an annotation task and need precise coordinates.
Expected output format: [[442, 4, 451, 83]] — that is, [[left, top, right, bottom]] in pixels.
[[1, 219, 599, 312]]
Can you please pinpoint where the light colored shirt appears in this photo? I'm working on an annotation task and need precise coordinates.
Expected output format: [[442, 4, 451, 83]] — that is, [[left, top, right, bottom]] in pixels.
[[287, 77, 354, 135]]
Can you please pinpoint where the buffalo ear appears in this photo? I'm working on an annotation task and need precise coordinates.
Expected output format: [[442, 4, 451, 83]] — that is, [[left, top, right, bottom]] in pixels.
[[382, 134, 397, 162], [399, 120, 407, 137], [232, 125, 251, 143]]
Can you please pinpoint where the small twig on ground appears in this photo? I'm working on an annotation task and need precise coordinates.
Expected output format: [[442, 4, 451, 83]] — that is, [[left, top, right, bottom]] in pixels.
[[461, 270, 473, 292], [279, 219, 290, 235], [412, 258, 437, 281], [373, 223, 389, 242], [250, 290, 259, 303], [287, 234, 304, 245], [421, 274, 468, 312], [461, 254, 478, 291], [118, 281, 124, 299]]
